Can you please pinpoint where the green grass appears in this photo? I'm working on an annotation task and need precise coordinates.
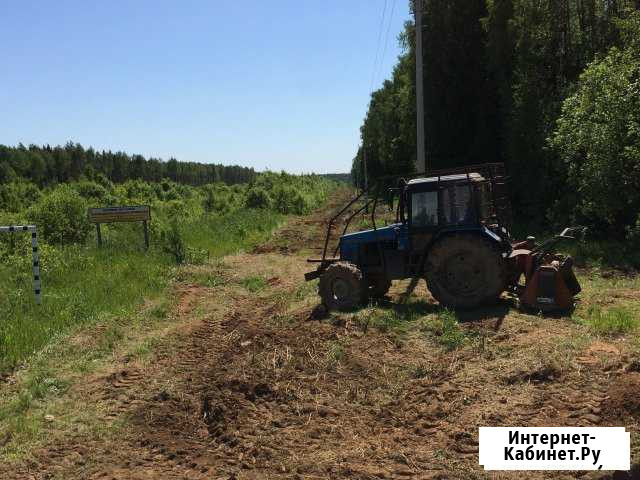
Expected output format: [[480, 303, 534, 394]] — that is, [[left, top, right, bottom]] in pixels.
[[0, 206, 286, 459], [240, 275, 268, 292], [420, 309, 467, 350], [578, 305, 639, 335], [325, 339, 347, 368], [0, 208, 284, 374], [368, 309, 411, 333], [351, 302, 469, 351], [0, 244, 171, 373], [183, 208, 283, 257], [0, 291, 179, 459], [0, 365, 71, 454]]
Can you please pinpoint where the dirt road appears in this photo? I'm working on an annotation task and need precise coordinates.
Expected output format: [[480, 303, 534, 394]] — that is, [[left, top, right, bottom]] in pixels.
[[3, 190, 639, 479]]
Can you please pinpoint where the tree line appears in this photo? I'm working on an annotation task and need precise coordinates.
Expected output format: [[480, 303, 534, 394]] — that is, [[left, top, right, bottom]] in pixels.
[[353, 1, 640, 243], [0, 142, 257, 187]]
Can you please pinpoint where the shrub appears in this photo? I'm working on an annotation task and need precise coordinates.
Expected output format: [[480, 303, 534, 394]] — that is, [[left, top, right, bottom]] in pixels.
[[0, 211, 28, 265], [0, 241, 65, 275], [550, 12, 640, 239], [174, 183, 195, 199], [245, 187, 272, 209], [158, 219, 207, 264], [202, 184, 232, 213], [184, 246, 208, 265], [116, 180, 156, 203], [159, 179, 180, 201], [28, 185, 90, 244], [0, 182, 41, 213], [160, 219, 186, 264], [72, 181, 115, 205], [93, 173, 114, 190], [271, 185, 309, 214], [164, 200, 190, 220]]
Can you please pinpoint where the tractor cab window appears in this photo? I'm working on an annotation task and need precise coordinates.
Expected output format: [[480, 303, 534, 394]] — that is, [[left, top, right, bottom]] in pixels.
[[442, 184, 475, 225], [411, 191, 438, 228]]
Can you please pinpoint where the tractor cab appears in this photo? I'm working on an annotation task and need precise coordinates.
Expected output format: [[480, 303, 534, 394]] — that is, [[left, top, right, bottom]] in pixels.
[[405, 172, 489, 229]]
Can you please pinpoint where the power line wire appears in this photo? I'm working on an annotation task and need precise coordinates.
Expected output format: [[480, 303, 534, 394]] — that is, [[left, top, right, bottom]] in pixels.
[[369, 0, 388, 94], [376, 0, 397, 87]]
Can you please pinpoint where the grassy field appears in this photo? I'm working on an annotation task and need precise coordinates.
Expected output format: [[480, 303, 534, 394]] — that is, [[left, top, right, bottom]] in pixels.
[[0, 208, 284, 374], [0, 172, 340, 376]]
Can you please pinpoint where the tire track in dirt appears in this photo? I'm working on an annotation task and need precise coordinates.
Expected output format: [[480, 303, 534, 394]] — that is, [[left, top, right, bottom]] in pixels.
[[253, 187, 355, 256]]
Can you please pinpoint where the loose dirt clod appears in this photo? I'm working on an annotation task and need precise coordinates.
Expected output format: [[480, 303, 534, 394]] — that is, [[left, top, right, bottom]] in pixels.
[[602, 373, 640, 421], [504, 360, 563, 384], [626, 359, 640, 373]]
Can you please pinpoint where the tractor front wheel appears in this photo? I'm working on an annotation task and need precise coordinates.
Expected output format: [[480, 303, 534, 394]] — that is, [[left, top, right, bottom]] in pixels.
[[426, 234, 507, 309], [319, 262, 365, 311]]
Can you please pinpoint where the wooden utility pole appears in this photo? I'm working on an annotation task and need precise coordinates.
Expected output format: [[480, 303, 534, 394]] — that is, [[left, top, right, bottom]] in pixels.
[[363, 146, 368, 192], [415, 0, 426, 173], [363, 144, 369, 213]]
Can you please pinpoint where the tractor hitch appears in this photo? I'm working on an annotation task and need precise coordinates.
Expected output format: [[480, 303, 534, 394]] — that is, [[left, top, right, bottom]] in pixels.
[[305, 258, 339, 281]]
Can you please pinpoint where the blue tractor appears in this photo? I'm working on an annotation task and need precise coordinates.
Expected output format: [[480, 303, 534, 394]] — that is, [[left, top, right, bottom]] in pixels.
[[305, 163, 515, 311]]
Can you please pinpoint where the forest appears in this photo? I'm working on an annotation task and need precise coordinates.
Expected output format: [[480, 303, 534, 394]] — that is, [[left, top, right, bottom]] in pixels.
[[0, 142, 256, 186], [352, 0, 640, 247]]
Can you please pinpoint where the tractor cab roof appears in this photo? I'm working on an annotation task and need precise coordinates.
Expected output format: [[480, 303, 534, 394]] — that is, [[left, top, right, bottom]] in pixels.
[[407, 172, 485, 188]]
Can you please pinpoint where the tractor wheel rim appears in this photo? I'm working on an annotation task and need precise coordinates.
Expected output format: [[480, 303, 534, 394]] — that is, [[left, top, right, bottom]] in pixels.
[[442, 254, 484, 297], [332, 278, 350, 301]]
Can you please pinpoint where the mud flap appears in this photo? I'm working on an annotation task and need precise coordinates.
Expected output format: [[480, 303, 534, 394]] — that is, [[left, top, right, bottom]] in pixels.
[[520, 264, 575, 312], [560, 256, 581, 295]]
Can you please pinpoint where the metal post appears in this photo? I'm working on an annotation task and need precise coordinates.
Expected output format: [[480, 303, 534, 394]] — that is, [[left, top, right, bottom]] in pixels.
[[415, 0, 426, 173], [143, 220, 149, 250], [31, 228, 41, 305], [96, 223, 102, 247], [0, 225, 41, 304]]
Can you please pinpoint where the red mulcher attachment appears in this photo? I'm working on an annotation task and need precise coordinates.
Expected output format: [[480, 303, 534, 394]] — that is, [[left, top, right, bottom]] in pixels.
[[507, 227, 584, 312]]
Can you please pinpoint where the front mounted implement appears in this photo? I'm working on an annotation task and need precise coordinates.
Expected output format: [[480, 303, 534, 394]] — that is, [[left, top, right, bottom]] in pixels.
[[509, 227, 585, 312]]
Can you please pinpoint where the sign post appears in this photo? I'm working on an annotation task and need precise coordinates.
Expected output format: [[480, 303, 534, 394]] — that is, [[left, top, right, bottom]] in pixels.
[[88, 205, 151, 249]]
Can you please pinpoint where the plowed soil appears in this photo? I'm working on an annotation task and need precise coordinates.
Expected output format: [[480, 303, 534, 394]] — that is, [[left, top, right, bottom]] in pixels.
[[2, 190, 639, 480]]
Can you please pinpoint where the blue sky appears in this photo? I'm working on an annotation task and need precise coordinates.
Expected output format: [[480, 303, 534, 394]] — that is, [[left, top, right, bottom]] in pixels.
[[1, 1, 410, 174]]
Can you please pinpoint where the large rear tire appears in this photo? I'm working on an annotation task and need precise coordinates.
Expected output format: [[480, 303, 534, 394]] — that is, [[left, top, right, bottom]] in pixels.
[[319, 262, 366, 311], [426, 234, 507, 308]]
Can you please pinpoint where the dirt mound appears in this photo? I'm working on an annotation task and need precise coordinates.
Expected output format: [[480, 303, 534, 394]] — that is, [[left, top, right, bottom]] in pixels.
[[602, 373, 640, 421], [504, 360, 562, 384]]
